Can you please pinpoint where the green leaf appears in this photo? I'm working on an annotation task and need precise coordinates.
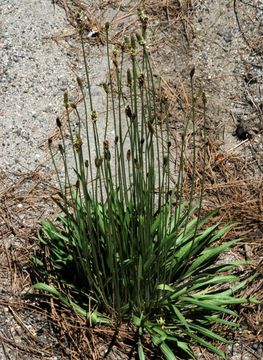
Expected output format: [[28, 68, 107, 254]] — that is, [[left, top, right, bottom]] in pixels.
[[185, 239, 239, 275], [208, 223, 234, 244], [151, 326, 168, 341], [32, 283, 109, 324], [180, 296, 238, 316], [175, 340, 195, 358], [151, 213, 162, 235], [40, 220, 69, 241], [169, 286, 188, 300], [30, 256, 44, 267], [165, 334, 196, 358], [171, 223, 220, 265], [157, 284, 174, 292], [171, 305, 191, 332], [189, 323, 230, 344], [191, 293, 255, 305], [160, 342, 177, 360], [188, 275, 239, 291], [148, 326, 177, 359], [133, 315, 143, 327], [185, 331, 226, 358], [33, 283, 61, 297], [222, 273, 259, 296], [203, 315, 240, 328], [137, 342, 145, 360], [151, 334, 162, 346]]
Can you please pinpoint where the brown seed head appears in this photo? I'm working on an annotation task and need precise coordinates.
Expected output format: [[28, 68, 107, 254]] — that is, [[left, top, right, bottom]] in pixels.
[[56, 117, 62, 128], [95, 157, 103, 168], [102, 82, 109, 94], [125, 105, 132, 118], [190, 66, 195, 79], [103, 139, 109, 151], [163, 156, 169, 167], [138, 73, 145, 88], [202, 92, 207, 105], [91, 110, 98, 121], [73, 136, 83, 152], [58, 144, 64, 155], [77, 77, 83, 88], [105, 22, 110, 31], [104, 150, 111, 161], [64, 92, 69, 109], [127, 69, 132, 86]]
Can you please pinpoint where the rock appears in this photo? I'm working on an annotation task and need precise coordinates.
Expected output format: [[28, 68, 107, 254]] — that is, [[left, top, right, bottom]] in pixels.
[[217, 29, 233, 43]]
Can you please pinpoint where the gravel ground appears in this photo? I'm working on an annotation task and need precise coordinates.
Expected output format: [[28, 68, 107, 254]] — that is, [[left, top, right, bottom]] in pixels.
[[0, 1, 80, 358], [0, 0, 76, 174]]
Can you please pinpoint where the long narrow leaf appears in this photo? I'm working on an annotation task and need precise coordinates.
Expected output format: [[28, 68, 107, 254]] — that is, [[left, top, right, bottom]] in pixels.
[[160, 342, 177, 360], [185, 239, 239, 276], [33, 283, 109, 324], [180, 296, 238, 316]]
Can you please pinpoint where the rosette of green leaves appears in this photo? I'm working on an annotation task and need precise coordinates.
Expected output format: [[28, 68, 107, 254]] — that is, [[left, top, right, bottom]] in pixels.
[[31, 15, 258, 360]]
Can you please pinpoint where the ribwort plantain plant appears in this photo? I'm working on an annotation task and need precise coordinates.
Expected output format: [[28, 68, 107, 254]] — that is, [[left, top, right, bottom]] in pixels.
[[31, 12, 258, 360]]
